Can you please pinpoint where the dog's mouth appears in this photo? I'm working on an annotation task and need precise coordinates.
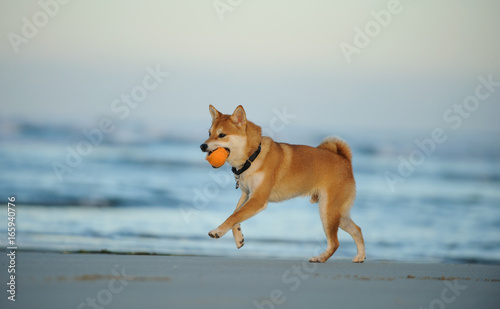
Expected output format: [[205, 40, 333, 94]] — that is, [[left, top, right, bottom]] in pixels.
[[208, 148, 231, 156]]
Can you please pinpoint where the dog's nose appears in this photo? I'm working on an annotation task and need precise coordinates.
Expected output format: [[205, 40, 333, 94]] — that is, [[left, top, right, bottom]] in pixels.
[[200, 144, 208, 152]]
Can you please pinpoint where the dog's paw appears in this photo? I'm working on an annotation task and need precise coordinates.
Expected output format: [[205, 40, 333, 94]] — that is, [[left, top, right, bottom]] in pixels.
[[208, 231, 220, 238], [208, 228, 225, 239], [309, 256, 327, 263], [232, 226, 244, 249], [352, 254, 366, 263], [235, 236, 244, 249]]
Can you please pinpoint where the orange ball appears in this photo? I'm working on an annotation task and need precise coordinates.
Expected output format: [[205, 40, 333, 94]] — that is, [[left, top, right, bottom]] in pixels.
[[206, 147, 229, 168]]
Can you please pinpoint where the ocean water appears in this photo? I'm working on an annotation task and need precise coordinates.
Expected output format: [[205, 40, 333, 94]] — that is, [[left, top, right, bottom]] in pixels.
[[0, 120, 499, 264]]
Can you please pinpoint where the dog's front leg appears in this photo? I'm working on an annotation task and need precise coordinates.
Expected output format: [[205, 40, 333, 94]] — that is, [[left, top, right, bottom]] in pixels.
[[231, 192, 248, 249], [208, 191, 269, 239]]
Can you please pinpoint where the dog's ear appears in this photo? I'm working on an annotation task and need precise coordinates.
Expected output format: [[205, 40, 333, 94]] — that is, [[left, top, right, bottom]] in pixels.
[[209, 105, 222, 122], [231, 105, 246, 126]]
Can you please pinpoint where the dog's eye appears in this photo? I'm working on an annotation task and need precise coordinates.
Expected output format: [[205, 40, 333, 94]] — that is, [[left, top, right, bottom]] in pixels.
[[218, 133, 226, 138], [208, 131, 211, 137]]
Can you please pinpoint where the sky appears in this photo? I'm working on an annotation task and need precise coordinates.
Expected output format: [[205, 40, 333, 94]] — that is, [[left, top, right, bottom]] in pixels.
[[1, 0, 499, 135]]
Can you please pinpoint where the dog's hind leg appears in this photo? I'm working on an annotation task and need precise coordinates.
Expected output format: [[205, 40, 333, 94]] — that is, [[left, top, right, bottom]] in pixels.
[[231, 193, 248, 249], [340, 216, 366, 263], [309, 195, 340, 263]]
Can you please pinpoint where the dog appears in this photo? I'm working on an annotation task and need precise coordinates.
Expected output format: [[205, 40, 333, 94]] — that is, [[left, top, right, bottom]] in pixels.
[[200, 105, 365, 263]]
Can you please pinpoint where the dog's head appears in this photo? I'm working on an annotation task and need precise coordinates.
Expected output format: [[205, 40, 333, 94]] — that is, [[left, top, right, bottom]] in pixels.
[[200, 105, 260, 167]]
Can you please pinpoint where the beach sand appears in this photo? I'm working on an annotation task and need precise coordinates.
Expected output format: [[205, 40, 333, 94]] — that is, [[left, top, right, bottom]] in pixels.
[[1, 251, 499, 309]]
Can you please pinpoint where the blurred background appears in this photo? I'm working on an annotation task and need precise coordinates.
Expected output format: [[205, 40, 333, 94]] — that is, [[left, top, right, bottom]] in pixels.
[[0, 0, 499, 263]]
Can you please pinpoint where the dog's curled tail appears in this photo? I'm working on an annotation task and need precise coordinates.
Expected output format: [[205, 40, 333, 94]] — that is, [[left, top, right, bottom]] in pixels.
[[317, 136, 352, 162]]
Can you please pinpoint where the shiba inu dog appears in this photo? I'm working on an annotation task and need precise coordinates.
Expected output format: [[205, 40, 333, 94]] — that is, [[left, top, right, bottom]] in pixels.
[[200, 105, 365, 263]]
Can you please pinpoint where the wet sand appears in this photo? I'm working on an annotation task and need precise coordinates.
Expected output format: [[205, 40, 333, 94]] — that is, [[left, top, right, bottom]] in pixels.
[[1, 251, 499, 309]]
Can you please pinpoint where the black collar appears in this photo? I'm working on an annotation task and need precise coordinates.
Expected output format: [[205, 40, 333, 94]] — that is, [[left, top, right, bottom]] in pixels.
[[232, 144, 261, 176]]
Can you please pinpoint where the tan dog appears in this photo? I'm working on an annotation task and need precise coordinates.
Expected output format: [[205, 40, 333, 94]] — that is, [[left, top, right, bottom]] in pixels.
[[200, 105, 365, 263]]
